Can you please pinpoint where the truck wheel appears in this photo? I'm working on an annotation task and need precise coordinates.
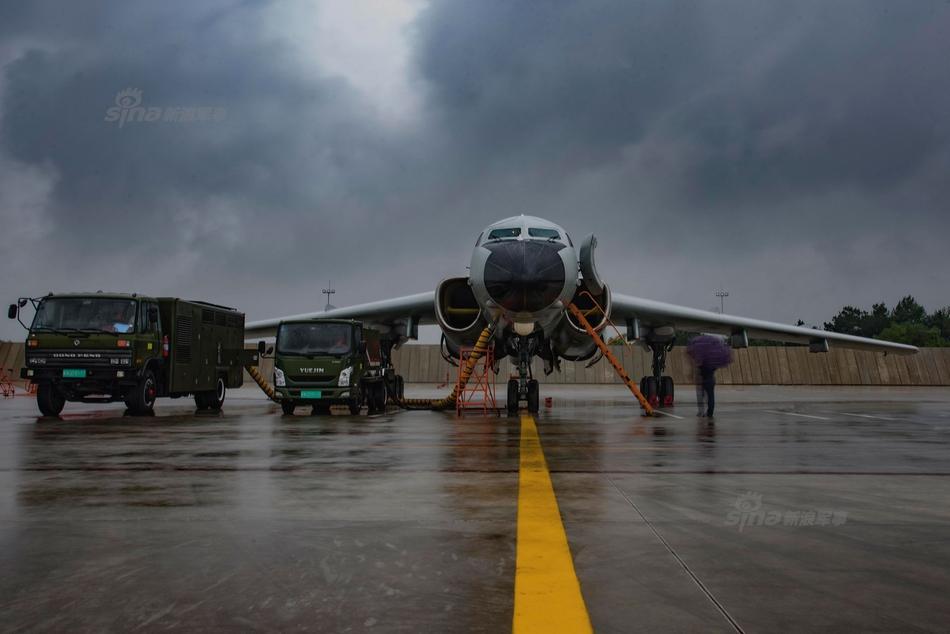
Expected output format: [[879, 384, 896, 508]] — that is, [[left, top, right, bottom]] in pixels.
[[205, 377, 226, 411], [126, 370, 157, 415], [348, 386, 362, 416], [36, 383, 66, 417], [507, 379, 519, 415], [281, 400, 296, 415], [395, 375, 405, 401], [527, 379, 540, 413]]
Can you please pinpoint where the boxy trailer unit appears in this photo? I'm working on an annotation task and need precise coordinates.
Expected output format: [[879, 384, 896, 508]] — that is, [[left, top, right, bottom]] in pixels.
[[8, 293, 252, 417]]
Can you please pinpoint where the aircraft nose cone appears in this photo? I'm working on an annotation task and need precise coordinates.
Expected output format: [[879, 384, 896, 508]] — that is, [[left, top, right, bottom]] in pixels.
[[483, 240, 566, 313]]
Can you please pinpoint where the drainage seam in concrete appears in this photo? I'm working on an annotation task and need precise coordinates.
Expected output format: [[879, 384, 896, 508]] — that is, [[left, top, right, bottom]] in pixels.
[[606, 476, 746, 634]]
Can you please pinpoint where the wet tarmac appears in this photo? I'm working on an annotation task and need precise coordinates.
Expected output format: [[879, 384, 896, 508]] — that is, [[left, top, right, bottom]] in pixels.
[[1, 385, 949, 632]]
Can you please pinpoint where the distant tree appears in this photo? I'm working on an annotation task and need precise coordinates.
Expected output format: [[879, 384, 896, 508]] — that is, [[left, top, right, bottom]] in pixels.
[[892, 295, 927, 324], [864, 303, 890, 337], [927, 307, 950, 340], [878, 322, 945, 347], [824, 306, 870, 337]]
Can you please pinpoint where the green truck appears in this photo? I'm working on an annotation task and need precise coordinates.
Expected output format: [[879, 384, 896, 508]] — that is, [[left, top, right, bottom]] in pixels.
[[263, 319, 404, 416], [8, 292, 250, 417]]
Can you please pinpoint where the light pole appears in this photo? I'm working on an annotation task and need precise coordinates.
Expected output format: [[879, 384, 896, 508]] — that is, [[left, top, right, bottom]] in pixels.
[[322, 281, 336, 312], [715, 288, 729, 314]]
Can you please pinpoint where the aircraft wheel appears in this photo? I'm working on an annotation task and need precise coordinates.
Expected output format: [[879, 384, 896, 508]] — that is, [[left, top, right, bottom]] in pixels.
[[281, 400, 296, 415], [311, 403, 331, 416], [375, 382, 387, 412], [659, 376, 674, 406], [527, 379, 540, 413], [640, 376, 659, 409], [36, 382, 65, 417], [506, 379, 519, 415]]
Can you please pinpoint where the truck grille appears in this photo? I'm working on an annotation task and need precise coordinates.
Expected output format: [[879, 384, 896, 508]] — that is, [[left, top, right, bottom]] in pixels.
[[288, 374, 337, 385], [27, 350, 133, 368]]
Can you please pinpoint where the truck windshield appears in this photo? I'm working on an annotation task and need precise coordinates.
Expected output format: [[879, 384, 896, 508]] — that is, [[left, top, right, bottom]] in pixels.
[[277, 323, 352, 356], [32, 297, 138, 334]]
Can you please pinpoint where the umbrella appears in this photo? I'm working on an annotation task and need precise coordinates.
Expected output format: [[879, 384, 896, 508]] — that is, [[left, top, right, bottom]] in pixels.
[[687, 335, 733, 369]]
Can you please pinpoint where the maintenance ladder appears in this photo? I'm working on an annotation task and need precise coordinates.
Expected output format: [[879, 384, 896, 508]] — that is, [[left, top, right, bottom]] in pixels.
[[566, 302, 655, 416]]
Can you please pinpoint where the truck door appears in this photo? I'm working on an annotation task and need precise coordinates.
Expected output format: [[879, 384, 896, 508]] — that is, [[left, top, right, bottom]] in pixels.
[[139, 301, 162, 360]]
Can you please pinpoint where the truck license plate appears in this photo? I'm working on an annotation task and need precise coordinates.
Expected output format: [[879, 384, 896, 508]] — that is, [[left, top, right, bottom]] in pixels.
[[300, 390, 322, 399], [62, 369, 87, 378]]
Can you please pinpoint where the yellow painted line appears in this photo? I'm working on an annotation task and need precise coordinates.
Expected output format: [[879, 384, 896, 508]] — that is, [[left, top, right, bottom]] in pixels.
[[514, 413, 593, 634]]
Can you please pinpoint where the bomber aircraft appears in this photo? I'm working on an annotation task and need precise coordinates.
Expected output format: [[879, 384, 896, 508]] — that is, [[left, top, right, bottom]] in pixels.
[[246, 215, 917, 414]]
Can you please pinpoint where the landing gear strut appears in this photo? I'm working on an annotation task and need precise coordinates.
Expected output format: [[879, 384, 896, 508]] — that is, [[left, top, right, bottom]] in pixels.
[[640, 341, 675, 408], [507, 336, 540, 415]]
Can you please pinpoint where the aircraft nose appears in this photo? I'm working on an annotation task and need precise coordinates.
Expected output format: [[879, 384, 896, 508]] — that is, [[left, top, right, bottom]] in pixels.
[[483, 240, 566, 313]]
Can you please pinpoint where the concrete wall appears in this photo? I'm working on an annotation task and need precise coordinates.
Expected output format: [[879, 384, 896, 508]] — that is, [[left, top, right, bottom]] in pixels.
[[3, 341, 949, 386], [389, 344, 950, 386]]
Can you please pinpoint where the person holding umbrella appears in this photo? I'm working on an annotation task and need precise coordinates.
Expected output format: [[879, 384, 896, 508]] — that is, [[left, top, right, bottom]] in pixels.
[[687, 335, 733, 419]]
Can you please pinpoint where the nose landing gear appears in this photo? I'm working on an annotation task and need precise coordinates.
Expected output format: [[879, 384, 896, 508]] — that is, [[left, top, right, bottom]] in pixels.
[[507, 338, 541, 415]]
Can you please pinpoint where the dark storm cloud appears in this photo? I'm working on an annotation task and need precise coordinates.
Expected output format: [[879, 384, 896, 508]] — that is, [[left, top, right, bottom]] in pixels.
[[416, 0, 950, 207], [1, 0, 949, 339]]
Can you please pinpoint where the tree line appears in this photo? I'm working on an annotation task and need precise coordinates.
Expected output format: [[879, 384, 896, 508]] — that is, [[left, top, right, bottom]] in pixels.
[[603, 295, 949, 347], [819, 296, 950, 347]]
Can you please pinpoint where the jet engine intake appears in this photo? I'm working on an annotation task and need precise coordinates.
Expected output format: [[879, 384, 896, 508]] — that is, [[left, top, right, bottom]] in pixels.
[[435, 277, 486, 358], [551, 282, 612, 361]]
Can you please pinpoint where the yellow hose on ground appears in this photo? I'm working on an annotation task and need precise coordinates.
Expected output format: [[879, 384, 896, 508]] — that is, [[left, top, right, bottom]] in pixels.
[[399, 325, 495, 410], [246, 364, 280, 402]]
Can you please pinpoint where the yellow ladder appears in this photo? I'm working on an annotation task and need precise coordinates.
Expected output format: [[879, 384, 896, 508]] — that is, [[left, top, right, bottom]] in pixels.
[[566, 302, 655, 416]]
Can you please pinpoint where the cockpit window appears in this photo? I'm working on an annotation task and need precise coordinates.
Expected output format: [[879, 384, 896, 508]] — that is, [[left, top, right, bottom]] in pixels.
[[528, 227, 560, 239], [487, 227, 521, 240]]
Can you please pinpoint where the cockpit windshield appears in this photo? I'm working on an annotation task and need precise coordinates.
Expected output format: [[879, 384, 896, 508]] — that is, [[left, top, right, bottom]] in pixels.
[[32, 297, 137, 334], [277, 322, 352, 356], [527, 227, 560, 239], [486, 227, 521, 240]]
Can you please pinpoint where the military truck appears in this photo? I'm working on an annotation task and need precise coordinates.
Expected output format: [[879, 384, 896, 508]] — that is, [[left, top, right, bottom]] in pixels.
[[263, 319, 404, 416], [8, 293, 249, 417]]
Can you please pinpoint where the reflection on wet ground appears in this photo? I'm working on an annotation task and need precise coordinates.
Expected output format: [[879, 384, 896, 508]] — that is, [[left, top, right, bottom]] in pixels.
[[1, 386, 949, 631]]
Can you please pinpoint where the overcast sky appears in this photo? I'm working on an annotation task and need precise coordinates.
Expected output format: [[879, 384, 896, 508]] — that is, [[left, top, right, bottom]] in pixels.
[[1, 0, 948, 341]]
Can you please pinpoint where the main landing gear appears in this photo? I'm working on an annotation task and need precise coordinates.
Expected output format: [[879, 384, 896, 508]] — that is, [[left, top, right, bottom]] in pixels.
[[639, 341, 675, 409], [507, 336, 540, 415]]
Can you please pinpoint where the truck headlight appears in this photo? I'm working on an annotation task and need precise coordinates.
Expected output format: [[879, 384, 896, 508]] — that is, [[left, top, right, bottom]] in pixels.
[[338, 366, 353, 387], [274, 367, 286, 387]]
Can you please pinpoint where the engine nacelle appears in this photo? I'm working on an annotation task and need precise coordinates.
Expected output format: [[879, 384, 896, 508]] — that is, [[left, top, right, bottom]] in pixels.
[[551, 281, 612, 361], [435, 277, 486, 358]]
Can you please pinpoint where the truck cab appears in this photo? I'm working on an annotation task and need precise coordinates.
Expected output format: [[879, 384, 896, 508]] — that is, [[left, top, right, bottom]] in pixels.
[[9, 292, 247, 417], [267, 319, 403, 416]]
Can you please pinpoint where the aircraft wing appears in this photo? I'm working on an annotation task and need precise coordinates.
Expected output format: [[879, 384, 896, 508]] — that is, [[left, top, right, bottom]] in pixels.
[[244, 291, 436, 340], [611, 293, 918, 355]]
